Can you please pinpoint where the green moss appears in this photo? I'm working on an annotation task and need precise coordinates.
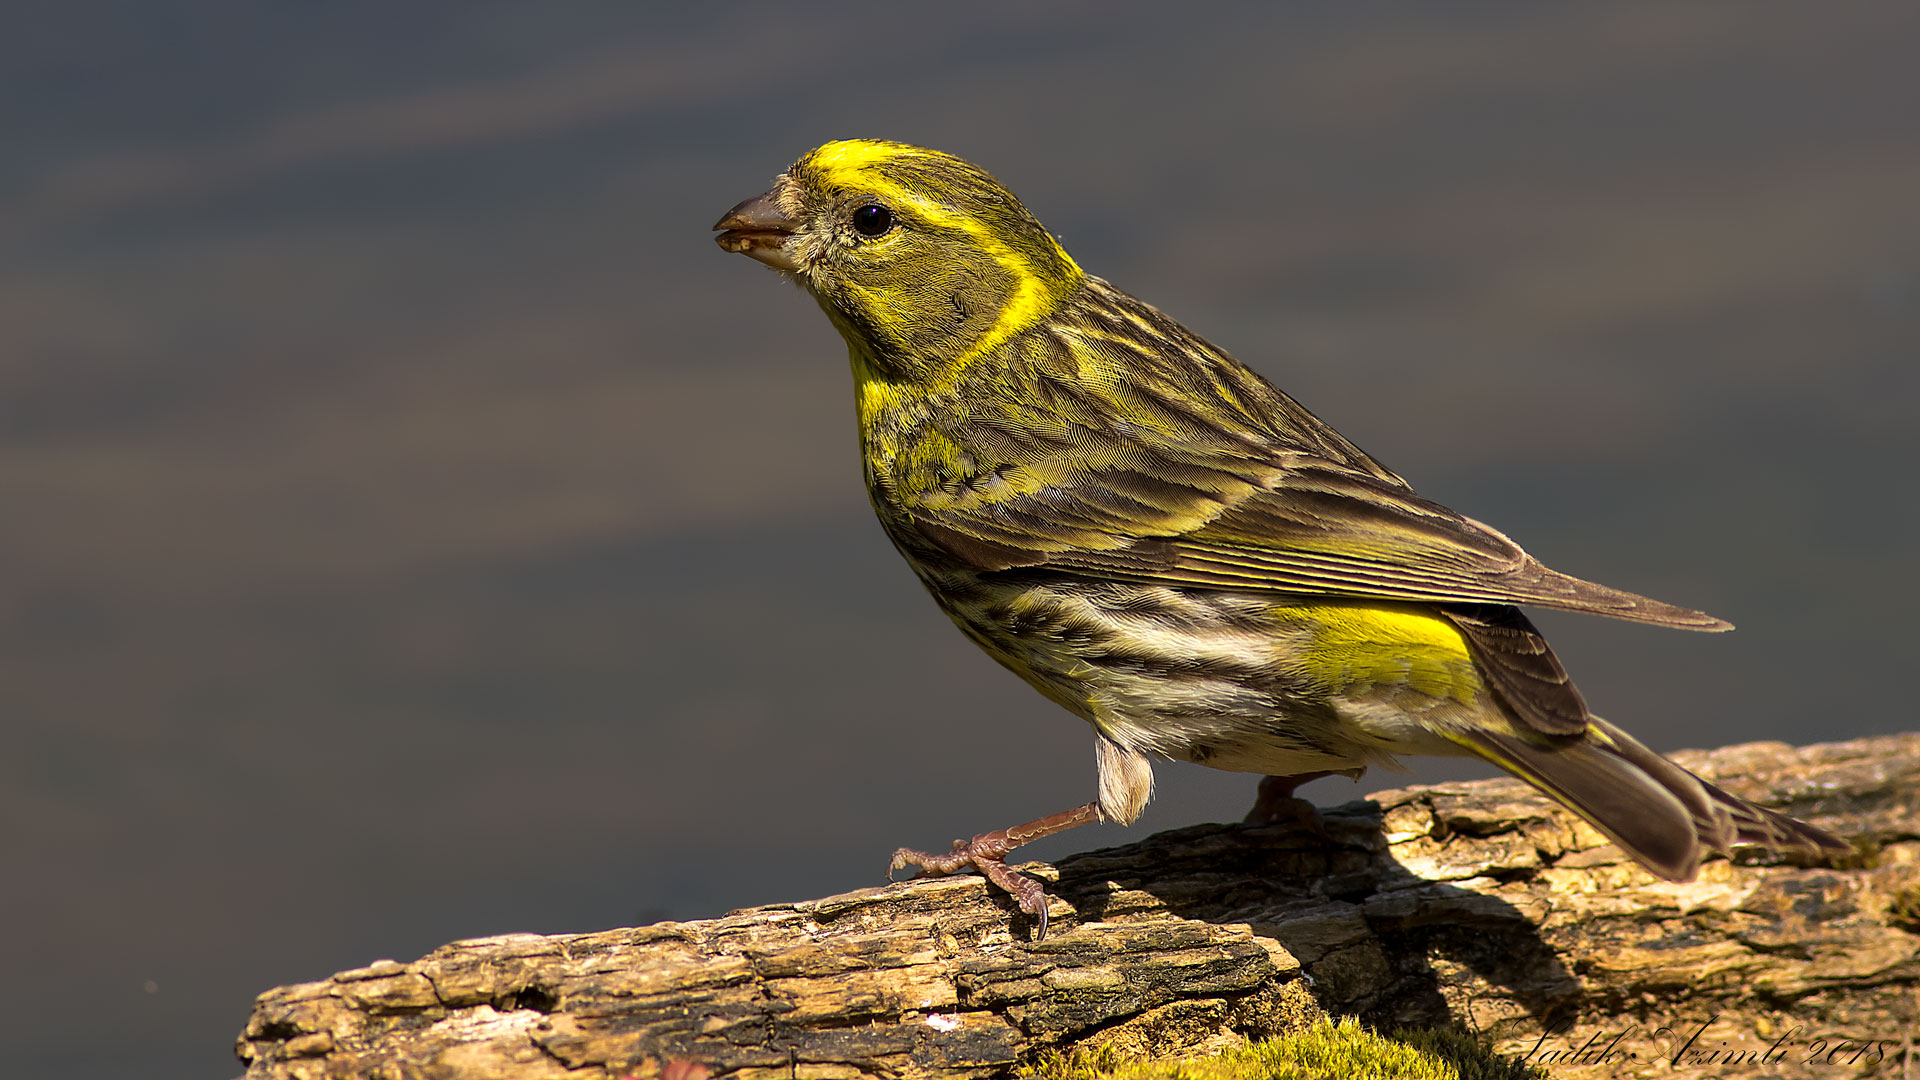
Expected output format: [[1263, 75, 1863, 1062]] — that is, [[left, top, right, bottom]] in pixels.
[[1026, 1018, 1543, 1080], [1389, 1027, 1546, 1080]]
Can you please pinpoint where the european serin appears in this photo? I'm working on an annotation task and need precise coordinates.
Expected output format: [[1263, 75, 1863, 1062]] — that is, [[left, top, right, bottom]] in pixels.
[[713, 140, 1847, 936]]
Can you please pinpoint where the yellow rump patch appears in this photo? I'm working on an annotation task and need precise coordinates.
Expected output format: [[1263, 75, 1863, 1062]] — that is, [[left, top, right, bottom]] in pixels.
[[1285, 601, 1483, 704]]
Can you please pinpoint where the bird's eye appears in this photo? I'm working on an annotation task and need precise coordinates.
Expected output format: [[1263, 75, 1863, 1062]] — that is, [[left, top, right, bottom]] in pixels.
[[851, 203, 893, 237]]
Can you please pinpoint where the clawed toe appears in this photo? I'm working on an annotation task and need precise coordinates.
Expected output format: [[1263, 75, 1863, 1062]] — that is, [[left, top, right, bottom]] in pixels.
[[885, 804, 1102, 940], [888, 835, 1054, 935], [888, 844, 958, 881]]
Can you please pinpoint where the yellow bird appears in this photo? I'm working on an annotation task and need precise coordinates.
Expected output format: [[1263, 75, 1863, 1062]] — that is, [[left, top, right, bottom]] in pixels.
[[714, 140, 1847, 937]]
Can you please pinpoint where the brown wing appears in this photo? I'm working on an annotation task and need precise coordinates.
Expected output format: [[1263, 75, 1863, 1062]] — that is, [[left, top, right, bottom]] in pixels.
[[907, 449, 1728, 632], [891, 281, 1727, 632]]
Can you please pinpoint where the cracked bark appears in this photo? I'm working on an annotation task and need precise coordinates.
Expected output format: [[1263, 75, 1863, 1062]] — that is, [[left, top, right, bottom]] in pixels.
[[236, 735, 1920, 1080]]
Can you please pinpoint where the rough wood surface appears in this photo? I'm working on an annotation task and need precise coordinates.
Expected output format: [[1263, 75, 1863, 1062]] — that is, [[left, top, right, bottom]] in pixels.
[[237, 736, 1920, 1080]]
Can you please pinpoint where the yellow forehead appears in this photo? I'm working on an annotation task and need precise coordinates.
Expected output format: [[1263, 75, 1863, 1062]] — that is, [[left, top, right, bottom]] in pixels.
[[804, 140, 942, 184]]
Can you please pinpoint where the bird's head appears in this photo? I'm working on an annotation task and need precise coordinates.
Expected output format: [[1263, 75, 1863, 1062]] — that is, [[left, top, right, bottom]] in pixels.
[[714, 140, 1084, 380]]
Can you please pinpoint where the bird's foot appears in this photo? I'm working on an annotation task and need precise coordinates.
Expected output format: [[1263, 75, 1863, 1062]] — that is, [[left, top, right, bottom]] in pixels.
[[888, 802, 1100, 940], [1244, 771, 1336, 839], [890, 833, 1052, 935]]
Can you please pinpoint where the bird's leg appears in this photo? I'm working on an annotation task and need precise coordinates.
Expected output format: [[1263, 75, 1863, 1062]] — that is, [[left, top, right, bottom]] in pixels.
[[889, 801, 1101, 939], [1243, 771, 1336, 832]]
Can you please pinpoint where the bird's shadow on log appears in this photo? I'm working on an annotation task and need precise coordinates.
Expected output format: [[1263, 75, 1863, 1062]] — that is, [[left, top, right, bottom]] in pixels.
[[1043, 798, 1583, 1033]]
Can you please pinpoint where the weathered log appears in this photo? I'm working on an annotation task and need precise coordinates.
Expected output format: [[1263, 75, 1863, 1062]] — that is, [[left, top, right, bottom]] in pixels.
[[236, 735, 1920, 1079]]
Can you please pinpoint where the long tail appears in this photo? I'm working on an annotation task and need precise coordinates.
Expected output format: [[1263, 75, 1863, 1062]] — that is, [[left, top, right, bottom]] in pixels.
[[1447, 717, 1851, 880]]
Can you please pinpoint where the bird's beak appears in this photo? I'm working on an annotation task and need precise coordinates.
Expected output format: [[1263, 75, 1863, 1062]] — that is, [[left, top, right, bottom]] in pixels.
[[713, 186, 802, 272]]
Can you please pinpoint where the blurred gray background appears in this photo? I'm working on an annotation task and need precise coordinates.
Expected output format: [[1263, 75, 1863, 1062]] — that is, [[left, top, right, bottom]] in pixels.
[[4, 3, 1916, 1077]]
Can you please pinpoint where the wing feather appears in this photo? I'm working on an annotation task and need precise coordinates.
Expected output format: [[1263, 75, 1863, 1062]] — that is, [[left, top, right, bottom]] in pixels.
[[892, 279, 1729, 631], [908, 452, 1727, 630]]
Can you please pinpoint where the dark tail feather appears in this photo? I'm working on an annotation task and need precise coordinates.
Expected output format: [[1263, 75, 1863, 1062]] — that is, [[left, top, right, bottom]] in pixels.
[[1447, 718, 1851, 881]]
